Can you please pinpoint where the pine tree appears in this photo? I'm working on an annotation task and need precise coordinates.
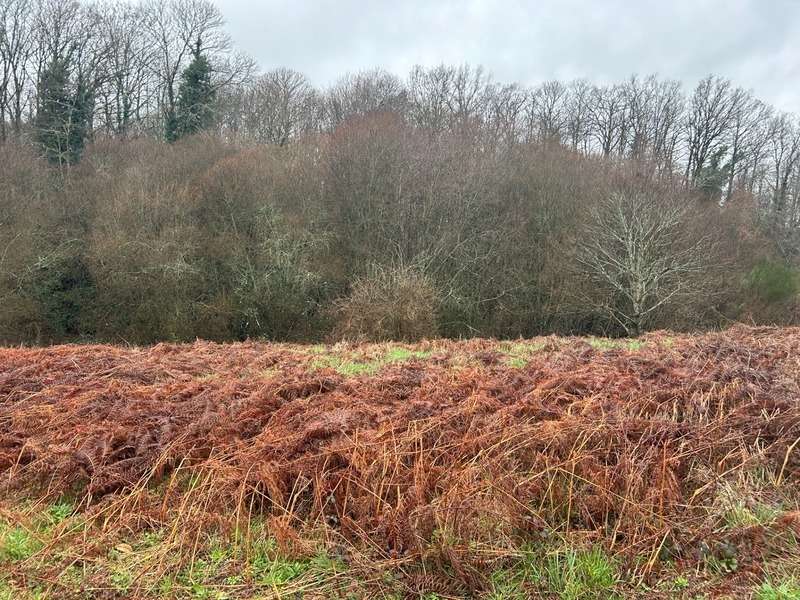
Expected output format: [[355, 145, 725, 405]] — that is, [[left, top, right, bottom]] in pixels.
[[696, 145, 732, 202], [170, 38, 216, 141], [35, 58, 91, 165]]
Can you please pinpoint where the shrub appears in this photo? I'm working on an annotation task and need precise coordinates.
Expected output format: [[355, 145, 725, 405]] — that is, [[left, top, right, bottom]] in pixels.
[[26, 246, 95, 339], [746, 259, 799, 305], [334, 265, 438, 341], [229, 205, 329, 341]]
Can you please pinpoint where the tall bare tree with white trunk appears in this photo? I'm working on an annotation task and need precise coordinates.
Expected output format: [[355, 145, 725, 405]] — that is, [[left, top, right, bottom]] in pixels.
[[577, 190, 712, 335]]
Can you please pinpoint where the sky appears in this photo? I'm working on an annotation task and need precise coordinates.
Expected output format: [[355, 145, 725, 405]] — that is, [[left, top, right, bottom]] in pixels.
[[213, 0, 800, 112]]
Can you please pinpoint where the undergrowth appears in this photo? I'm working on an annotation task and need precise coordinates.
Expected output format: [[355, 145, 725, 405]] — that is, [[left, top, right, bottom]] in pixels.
[[0, 326, 799, 598]]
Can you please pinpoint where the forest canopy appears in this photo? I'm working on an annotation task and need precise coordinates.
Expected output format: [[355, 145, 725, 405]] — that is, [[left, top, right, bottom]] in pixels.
[[1, 0, 799, 344]]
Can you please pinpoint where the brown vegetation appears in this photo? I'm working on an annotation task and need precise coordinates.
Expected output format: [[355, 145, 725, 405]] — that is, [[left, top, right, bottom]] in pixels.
[[0, 327, 798, 596], [3, 1, 800, 346], [2, 131, 793, 347]]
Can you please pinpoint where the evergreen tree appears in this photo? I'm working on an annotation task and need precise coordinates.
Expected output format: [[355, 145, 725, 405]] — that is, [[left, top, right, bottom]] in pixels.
[[696, 145, 732, 203], [170, 38, 216, 141], [35, 58, 90, 165]]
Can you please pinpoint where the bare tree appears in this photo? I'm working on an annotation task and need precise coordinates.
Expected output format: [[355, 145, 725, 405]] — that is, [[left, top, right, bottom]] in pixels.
[[648, 77, 683, 174], [0, 0, 34, 140], [766, 113, 800, 219], [407, 64, 453, 133], [96, 1, 158, 136], [407, 63, 488, 136], [325, 68, 407, 129], [684, 75, 736, 185], [530, 80, 567, 143], [565, 79, 592, 152], [484, 81, 526, 146], [587, 83, 625, 157], [577, 190, 712, 335], [236, 67, 316, 145], [448, 63, 488, 132], [621, 74, 683, 172], [724, 91, 771, 203]]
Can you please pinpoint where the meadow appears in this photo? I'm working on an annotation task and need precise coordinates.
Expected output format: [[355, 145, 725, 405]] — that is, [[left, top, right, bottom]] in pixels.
[[0, 327, 799, 598]]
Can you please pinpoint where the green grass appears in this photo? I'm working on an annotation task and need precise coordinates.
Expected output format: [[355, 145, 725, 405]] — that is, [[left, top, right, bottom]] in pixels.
[[542, 547, 620, 599], [0, 501, 79, 598], [0, 509, 794, 600], [498, 341, 544, 368], [382, 347, 431, 361], [314, 357, 381, 376], [715, 480, 783, 530], [486, 545, 620, 600], [248, 537, 307, 586], [486, 568, 529, 599], [0, 580, 43, 600], [755, 579, 800, 600], [0, 582, 14, 600], [310, 346, 432, 376], [44, 500, 74, 526], [587, 337, 645, 351], [672, 575, 690, 591], [0, 525, 41, 563], [723, 499, 781, 529], [158, 535, 344, 598]]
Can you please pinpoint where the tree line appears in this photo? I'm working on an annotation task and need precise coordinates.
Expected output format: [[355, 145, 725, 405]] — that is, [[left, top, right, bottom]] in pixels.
[[1, 0, 798, 344]]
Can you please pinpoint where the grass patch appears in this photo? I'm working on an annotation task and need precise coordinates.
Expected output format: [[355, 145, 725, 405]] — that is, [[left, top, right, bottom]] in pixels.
[[715, 479, 783, 530], [487, 545, 620, 600], [259, 367, 279, 379], [42, 500, 74, 529], [755, 579, 800, 600], [128, 533, 346, 598], [0, 580, 41, 600], [541, 547, 620, 599], [498, 341, 544, 367], [0, 525, 41, 563], [588, 337, 645, 351], [195, 372, 219, 382], [723, 499, 781, 529], [310, 346, 432, 376], [310, 355, 382, 376], [383, 347, 431, 361]]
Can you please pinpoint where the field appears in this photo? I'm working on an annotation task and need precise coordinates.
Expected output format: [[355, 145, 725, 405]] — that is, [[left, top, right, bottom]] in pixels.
[[0, 327, 799, 599]]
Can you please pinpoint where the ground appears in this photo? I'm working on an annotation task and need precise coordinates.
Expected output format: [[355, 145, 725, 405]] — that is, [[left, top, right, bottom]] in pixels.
[[0, 326, 799, 599]]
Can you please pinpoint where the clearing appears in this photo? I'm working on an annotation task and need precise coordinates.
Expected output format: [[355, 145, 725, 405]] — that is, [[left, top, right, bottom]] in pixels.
[[0, 327, 799, 598]]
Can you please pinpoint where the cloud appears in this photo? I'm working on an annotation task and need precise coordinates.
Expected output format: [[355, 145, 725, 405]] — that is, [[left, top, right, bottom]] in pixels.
[[213, 0, 800, 111]]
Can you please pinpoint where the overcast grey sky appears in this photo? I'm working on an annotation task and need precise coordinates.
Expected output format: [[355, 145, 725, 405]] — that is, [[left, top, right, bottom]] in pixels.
[[213, 0, 800, 112]]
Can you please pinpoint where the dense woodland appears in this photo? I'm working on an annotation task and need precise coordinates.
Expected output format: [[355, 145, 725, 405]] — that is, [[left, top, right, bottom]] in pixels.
[[1, 0, 799, 344]]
